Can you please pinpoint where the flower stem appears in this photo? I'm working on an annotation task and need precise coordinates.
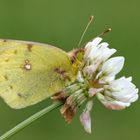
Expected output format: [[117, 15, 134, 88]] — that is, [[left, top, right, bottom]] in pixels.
[[0, 102, 62, 140]]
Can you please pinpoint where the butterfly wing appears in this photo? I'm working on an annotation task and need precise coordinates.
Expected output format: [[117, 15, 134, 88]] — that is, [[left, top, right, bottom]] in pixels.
[[0, 39, 76, 109]]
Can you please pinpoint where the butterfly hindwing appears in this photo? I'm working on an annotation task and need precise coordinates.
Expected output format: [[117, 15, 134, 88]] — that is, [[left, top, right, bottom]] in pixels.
[[0, 39, 75, 109]]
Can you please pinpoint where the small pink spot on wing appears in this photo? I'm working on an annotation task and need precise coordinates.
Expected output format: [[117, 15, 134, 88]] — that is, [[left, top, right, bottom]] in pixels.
[[21, 59, 32, 71], [24, 63, 31, 70]]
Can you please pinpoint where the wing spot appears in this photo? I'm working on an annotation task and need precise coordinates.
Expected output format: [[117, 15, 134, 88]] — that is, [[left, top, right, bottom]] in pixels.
[[24, 63, 31, 70], [54, 68, 71, 81], [4, 75, 8, 80], [17, 93, 23, 98], [9, 85, 13, 89], [3, 39, 7, 42], [25, 60, 29, 63], [27, 44, 33, 52], [21, 59, 32, 71], [17, 93, 29, 99]]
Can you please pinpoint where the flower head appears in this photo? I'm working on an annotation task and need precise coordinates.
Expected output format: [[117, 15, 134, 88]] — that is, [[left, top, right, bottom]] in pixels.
[[78, 37, 139, 132], [57, 37, 138, 134]]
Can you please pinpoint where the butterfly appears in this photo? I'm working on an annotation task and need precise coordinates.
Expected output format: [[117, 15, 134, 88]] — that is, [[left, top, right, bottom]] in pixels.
[[0, 39, 84, 109], [0, 16, 109, 110]]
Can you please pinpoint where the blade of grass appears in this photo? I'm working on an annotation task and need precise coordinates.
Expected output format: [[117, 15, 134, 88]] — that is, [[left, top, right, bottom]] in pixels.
[[0, 102, 62, 140]]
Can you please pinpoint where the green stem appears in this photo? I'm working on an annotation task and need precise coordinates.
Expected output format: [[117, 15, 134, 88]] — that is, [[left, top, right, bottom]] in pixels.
[[0, 102, 62, 140]]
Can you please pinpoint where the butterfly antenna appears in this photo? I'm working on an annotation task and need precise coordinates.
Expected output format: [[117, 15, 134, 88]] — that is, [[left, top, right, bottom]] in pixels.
[[78, 16, 94, 47], [97, 28, 112, 37], [81, 28, 112, 48]]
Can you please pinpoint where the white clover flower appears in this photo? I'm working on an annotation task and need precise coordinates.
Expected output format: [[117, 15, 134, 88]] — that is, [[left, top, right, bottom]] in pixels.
[[96, 56, 125, 83], [78, 37, 139, 132], [84, 37, 116, 64], [80, 100, 93, 133], [101, 76, 139, 109], [83, 37, 138, 106], [96, 93, 131, 110], [96, 76, 138, 110], [60, 37, 138, 134], [84, 37, 117, 78]]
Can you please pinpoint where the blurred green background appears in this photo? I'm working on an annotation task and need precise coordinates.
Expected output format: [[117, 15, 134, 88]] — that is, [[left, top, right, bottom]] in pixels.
[[0, 0, 139, 140]]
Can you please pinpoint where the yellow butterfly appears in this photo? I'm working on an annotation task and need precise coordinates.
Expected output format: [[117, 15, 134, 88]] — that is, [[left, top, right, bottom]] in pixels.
[[0, 39, 84, 109]]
